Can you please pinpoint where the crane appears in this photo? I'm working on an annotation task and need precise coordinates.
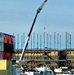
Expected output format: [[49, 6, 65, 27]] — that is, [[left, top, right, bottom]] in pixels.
[[16, 0, 47, 64]]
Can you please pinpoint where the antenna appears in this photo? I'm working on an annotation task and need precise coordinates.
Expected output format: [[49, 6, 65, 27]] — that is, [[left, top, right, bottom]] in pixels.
[[16, 0, 47, 64]]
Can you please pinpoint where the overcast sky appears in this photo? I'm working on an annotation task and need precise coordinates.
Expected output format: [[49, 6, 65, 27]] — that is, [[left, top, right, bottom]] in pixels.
[[0, 0, 74, 49]]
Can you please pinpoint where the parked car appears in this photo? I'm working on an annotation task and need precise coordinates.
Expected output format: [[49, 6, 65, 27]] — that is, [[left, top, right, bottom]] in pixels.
[[63, 71, 72, 75], [25, 68, 40, 75], [43, 69, 54, 75], [56, 71, 73, 75]]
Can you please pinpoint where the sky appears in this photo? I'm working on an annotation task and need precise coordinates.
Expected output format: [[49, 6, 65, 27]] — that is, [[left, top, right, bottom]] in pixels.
[[0, 0, 74, 49]]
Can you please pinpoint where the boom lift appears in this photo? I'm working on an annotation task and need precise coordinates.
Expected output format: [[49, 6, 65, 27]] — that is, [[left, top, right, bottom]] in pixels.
[[16, 0, 47, 64]]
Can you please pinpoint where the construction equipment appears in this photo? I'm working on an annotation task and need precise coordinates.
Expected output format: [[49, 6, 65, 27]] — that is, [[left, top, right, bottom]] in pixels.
[[16, 0, 47, 64]]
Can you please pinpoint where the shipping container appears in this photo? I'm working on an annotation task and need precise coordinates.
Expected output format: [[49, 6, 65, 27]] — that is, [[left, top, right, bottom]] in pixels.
[[0, 42, 4, 51], [0, 52, 13, 60], [0, 60, 12, 75], [0, 32, 15, 53], [0, 33, 4, 42]]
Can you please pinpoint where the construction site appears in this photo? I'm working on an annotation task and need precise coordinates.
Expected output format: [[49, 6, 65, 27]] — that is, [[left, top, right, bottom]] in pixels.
[[15, 32, 73, 68], [0, 0, 74, 74]]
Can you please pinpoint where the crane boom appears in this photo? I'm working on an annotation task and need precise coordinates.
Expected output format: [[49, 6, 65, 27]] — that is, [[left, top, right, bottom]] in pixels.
[[16, 0, 47, 64]]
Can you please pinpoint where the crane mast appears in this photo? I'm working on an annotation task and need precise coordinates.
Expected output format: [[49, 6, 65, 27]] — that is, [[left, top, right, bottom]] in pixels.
[[16, 0, 47, 64]]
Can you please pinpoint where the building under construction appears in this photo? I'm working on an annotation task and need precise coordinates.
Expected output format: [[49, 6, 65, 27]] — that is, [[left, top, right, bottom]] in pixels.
[[15, 48, 74, 68], [15, 31, 73, 68]]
